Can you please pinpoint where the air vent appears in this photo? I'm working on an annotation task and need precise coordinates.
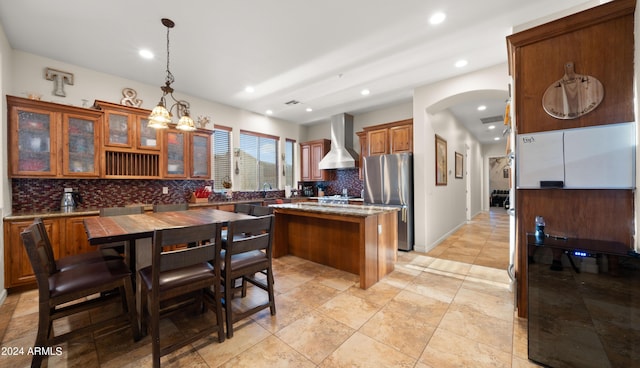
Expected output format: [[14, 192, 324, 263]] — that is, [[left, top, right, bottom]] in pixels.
[[284, 100, 300, 105], [481, 115, 504, 124]]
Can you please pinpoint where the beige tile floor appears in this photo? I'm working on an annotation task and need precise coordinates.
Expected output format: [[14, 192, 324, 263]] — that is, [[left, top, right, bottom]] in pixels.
[[0, 208, 542, 367]]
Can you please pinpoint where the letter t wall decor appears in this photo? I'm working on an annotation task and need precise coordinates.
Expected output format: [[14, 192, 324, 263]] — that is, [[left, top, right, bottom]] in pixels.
[[45, 67, 74, 97]]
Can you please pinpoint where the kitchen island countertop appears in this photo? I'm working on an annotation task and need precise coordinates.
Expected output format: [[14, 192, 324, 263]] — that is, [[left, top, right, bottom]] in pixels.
[[269, 202, 396, 217]]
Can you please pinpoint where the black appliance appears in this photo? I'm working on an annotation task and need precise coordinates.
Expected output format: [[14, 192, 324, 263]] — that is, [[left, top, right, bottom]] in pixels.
[[527, 234, 640, 367]]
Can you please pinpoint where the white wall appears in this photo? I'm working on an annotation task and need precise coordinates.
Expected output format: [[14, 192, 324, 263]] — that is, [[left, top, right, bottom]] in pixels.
[[413, 63, 510, 252], [7, 50, 305, 191]]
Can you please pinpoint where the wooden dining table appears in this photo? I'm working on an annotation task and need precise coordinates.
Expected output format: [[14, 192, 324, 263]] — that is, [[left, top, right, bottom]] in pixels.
[[84, 207, 253, 246], [83, 207, 255, 324]]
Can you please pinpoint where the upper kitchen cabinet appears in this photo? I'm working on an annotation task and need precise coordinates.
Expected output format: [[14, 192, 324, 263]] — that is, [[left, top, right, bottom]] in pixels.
[[7, 95, 101, 178], [93, 100, 161, 151], [355, 131, 367, 179], [300, 139, 333, 181], [163, 127, 213, 179], [367, 128, 388, 156], [164, 128, 188, 178], [389, 124, 412, 153], [358, 119, 413, 159], [61, 112, 101, 177], [94, 101, 162, 178], [190, 131, 211, 178]]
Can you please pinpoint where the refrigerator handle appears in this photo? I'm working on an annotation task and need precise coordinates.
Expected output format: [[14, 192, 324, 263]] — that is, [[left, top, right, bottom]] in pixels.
[[402, 207, 407, 222]]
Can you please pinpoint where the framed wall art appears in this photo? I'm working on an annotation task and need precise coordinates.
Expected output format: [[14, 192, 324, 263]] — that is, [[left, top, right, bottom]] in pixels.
[[455, 152, 463, 179], [435, 135, 447, 186]]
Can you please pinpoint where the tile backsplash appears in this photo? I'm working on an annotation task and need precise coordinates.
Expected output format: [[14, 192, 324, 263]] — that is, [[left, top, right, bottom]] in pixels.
[[300, 168, 363, 197], [11, 169, 364, 213], [11, 178, 283, 213]]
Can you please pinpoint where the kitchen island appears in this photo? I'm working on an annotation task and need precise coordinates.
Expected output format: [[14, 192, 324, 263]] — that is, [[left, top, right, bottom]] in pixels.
[[270, 202, 398, 289]]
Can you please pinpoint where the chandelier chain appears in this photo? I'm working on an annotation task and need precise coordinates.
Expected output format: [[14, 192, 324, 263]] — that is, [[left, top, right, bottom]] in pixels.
[[165, 24, 175, 87]]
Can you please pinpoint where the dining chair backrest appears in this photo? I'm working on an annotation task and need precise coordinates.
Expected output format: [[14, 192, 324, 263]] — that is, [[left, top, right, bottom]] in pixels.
[[21, 221, 57, 289], [153, 203, 189, 213], [151, 223, 222, 279], [225, 215, 274, 258], [250, 205, 273, 216], [31, 218, 59, 274], [234, 203, 253, 214], [100, 205, 145, 217]]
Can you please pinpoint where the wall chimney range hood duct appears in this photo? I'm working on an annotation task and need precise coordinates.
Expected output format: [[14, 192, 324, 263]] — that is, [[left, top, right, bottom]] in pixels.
[[318, 113, 359, 169]]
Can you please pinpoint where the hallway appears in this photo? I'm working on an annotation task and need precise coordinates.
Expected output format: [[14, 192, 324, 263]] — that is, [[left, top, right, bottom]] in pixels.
[[426, 208, 510, 270], [0, 209, 537, 367]]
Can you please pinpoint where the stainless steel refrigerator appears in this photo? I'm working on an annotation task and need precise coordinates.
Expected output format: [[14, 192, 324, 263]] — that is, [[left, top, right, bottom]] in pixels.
[[363, 153, 414, 251]]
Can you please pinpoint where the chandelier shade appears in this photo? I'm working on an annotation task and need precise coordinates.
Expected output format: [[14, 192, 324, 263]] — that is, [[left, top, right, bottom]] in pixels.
[[148, 18, 196, 131]]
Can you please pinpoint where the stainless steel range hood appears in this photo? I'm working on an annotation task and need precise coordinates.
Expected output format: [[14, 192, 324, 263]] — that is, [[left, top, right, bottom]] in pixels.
[[318, 113, 359, 169]]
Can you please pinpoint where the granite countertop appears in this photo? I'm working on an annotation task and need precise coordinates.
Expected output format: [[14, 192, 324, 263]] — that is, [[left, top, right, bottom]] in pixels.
[[269, 202, 398, 217], [3, 198, 290, 221]]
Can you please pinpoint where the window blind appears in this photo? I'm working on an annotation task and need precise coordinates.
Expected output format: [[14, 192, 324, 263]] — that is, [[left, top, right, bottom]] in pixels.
[[285, 138, 295, 187], [213, 126, 231, 191], [239, 130, 278, 190]]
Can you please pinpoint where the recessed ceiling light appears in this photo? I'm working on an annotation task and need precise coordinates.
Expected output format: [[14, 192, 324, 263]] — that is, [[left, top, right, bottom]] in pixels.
[[488, 125, 496, 130], [139, 49, 154, 59], [265, 110, 273, 115], [454, 59, 468, 68], [306, 108, 313, 112], [477, 105, 487, 111], [429, 12, 446, 25], [494, 137, 500, 141], [361, 89, 370, 96], [245, 86, 255, 93]]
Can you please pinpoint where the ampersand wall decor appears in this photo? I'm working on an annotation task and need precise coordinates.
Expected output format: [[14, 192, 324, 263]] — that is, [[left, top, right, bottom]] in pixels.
[[120, 88, 143, 107]]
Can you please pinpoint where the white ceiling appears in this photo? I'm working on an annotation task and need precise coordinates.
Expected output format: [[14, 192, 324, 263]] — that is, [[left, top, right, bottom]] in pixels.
[[0, 0, 602, 143]]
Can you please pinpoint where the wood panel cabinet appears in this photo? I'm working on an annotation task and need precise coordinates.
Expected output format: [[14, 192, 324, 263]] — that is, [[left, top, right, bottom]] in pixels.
[[61, 216, 96, 258], [94, 100, 162, 179], [355, 131, 367, 179], [368, 128, 388, 156], [364, 119, 413, 157], [300, 139, 332, 181], [8, 95, 101, 178], [4, 214, 105, 290], [506, 0, 635, 318], [389, 124, 413, 153], [4, 218, 60, 289], [356, 119, 413, 178], [94, 100, 161, 151]]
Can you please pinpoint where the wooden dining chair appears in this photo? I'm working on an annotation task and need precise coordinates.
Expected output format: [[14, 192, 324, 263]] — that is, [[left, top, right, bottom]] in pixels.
[[250, 205, 274, 216], [139, 223, 225, 368], [220, 215, 276, 338], [33, 218, 122, 270], [233, 203, 253, 214], [152, 203, 189, 212], [21, 220, 140, 368]]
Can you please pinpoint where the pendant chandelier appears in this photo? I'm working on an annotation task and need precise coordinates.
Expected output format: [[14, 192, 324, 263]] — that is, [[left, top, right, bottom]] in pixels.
[[148, 18, 196, 131]]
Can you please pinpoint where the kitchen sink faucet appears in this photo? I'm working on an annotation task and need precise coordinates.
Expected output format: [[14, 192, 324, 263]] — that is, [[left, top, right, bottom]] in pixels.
[[262, 182, 272, 197]]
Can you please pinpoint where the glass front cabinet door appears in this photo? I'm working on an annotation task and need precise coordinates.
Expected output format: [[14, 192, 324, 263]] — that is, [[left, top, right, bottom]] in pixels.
[[104, 111, 132, 148], [164, 129, 187, 178], [62, 113, 101, 177], [137, 116, 161, 151], [12, 106, 57, 176], [190, 132, 211, 178]]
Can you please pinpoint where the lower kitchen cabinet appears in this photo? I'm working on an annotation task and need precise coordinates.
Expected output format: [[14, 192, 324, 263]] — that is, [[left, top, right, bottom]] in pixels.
[[4, 215, 100, 290], [4, 218, 60, 289], [61, 216, 96, 257]]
